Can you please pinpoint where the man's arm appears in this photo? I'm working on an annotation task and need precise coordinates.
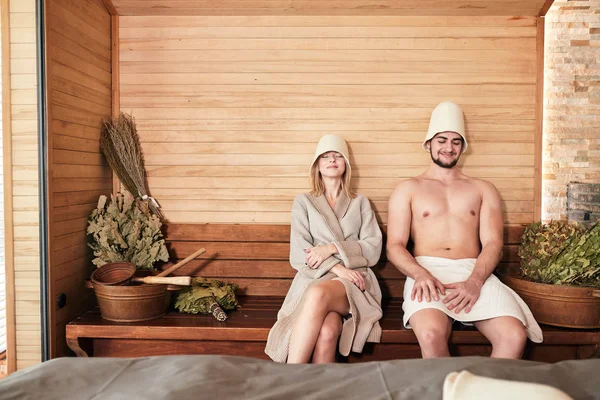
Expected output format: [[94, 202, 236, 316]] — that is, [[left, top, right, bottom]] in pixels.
[[444, 180, 503, 313], [470, 180, 504, 283], [387, 180, 445, 302]]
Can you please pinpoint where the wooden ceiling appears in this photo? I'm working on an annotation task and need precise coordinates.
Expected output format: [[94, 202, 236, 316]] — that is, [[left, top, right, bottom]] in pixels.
[[106, 0, 554, 17]]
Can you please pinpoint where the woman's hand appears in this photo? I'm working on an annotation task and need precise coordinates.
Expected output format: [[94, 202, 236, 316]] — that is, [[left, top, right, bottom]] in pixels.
[[331, 264, 365, 291], [305, 243, 337, 269]]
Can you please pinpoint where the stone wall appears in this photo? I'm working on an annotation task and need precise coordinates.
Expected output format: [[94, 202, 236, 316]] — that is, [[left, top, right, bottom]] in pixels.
[[543, 0, 600, 220]]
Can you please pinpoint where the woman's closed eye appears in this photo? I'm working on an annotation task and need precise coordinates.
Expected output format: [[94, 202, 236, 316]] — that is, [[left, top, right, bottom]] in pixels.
[[321, 152, 343, 159]]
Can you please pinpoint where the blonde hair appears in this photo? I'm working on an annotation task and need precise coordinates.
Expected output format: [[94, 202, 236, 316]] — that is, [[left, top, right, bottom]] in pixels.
[[309, 158, 355, 198]]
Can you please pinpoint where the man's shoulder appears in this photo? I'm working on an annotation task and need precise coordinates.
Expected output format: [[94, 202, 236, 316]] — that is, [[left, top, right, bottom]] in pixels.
[[467, 177, 498, 191], [459, 176, 500, 199], [389, 178, 421, 203], [394, 177, 421, 190]]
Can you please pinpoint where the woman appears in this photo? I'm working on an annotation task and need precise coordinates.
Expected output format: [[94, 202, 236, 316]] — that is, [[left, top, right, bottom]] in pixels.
[[265, 134, 383, 364]]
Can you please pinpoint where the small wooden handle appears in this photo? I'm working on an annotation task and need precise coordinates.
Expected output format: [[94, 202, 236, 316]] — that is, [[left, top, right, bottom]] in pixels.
[[157, 247, 206, 277], [592, 290, 600, 298], [133, 276, 192, 286]]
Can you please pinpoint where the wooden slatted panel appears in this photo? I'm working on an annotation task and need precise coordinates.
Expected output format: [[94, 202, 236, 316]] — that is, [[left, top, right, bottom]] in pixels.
[[120, 15, 538, 227], [110, 1, 548, 17], [46, 0, 112, 358], [158, 224, 524, 297], [0, 0, 7, 358], [3, 0, 41, 371]]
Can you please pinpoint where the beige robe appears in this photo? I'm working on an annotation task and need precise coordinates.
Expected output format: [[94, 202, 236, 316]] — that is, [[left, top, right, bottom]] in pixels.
[[265, 192, 384, 363]]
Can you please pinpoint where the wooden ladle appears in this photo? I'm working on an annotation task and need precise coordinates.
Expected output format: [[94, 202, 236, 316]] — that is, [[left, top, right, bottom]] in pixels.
[[157, 247, 206, 277]]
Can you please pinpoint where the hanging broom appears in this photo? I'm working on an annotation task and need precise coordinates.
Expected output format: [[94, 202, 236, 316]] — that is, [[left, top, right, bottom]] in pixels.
[[100, 112, 163, 218]]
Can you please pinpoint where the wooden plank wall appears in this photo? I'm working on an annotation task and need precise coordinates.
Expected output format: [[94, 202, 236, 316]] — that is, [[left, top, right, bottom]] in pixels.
[[46, 0, 112, 358], [2, 0, 40, 372], [0, 0, 8, 359], [120, 16, 538, 228], [110, 0, 548, 17]]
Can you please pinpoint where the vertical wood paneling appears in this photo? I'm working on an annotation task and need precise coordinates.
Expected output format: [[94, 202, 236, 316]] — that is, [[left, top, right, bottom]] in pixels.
[[534, 17, 544, 222], [2, 0, 39, 372], [120, 16, 538, 227], [1, 0, 16, 373], [46, 0, 112, 359], [111, 13, 120, 194]]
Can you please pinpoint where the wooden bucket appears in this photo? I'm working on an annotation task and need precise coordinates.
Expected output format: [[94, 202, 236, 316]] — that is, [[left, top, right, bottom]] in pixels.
[[499, 272, 600, 329]]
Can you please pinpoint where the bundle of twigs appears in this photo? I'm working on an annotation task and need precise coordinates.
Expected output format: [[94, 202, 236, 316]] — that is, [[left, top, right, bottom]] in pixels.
[[100, 112, 163, 218]]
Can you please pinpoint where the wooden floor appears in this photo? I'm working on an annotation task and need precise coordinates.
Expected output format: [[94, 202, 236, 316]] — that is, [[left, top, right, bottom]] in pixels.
[[66, 296, 600, 362]]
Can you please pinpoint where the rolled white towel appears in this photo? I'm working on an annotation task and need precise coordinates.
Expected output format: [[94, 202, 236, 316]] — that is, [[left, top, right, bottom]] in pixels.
[[443, 370, 572, 400]]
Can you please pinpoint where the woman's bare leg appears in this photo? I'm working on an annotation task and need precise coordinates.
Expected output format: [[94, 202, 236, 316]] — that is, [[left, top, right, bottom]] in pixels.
[[287, 280, 350, 363], [312, 311, 343, 364]]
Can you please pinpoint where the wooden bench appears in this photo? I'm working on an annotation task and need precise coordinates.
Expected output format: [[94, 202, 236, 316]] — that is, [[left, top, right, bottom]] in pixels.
[[66, 224, 600, 362]]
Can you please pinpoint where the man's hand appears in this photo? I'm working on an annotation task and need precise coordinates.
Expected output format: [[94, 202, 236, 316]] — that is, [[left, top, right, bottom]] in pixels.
[[412, 270, 446, 302], [443, 279, 483, 314], [305, 244, 336, 269], [331, 265, 365, 291]]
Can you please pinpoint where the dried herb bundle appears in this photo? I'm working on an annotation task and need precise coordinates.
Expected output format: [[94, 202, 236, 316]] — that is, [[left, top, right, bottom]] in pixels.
[[518, 221, 600, 288], [100, 112, 162, 218], [87, 191, 169, 270], [174, 277, 238, 321]]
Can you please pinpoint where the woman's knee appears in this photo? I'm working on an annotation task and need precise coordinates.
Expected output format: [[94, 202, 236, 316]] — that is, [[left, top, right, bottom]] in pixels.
[[303, 284, 331, 309]]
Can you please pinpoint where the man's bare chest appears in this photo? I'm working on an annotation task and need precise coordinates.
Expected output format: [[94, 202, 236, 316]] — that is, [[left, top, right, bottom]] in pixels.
[[412, 184, 482, 219]]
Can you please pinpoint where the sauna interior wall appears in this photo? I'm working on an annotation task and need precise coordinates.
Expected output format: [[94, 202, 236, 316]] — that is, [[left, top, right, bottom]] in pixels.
[[119, 15, 538, 226], [46, 0, 112, 358]]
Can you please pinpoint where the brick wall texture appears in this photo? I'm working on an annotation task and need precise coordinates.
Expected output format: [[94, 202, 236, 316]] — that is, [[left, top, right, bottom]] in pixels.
[[543, 0, 600, 220]]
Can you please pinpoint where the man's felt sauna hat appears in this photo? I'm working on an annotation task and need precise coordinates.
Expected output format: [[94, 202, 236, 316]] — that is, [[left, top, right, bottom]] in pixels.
[[423, 101, 468, 153]]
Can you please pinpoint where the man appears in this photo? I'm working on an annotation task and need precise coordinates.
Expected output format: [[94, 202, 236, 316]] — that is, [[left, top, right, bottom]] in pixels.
[[386, 101, 542, 359]]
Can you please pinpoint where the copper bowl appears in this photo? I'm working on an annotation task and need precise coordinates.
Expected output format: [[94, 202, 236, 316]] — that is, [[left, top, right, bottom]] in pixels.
[[91, 262, 136, 286], [93, 283, 171, 322]]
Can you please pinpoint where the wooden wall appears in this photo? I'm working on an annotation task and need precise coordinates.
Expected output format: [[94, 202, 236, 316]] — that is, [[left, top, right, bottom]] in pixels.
[[46, 0, 112, 358], [2, 0, 40, 371], [0, 0, 7, 358], [110, 0, 549, 17], [120, 16, 538, 227]]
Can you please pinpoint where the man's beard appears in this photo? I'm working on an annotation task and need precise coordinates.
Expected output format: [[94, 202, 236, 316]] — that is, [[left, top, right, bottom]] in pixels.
[[430, 150, 459, 169]]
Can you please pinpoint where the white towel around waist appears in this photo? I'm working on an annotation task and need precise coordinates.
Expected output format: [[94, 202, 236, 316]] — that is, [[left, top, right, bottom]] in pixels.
[[402, 256, 543, 343]]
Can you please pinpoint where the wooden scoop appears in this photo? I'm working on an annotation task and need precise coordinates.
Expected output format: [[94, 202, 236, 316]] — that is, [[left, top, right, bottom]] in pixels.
[[132, 276, 192, 286], [157, 247, 206, 277]]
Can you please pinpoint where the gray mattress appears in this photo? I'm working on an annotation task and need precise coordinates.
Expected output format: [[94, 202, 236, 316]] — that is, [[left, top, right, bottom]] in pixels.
[[0, 355, 598, 399]]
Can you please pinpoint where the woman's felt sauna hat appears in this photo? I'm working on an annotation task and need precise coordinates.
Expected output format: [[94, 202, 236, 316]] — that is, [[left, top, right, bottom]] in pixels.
[[311, 134, 351, 173]]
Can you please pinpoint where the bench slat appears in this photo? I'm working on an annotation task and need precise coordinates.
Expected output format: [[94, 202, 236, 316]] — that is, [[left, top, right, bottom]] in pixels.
[[158, 259, 520, 280], [163, 223, 526, 244], [166, 241, 522, 263]]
